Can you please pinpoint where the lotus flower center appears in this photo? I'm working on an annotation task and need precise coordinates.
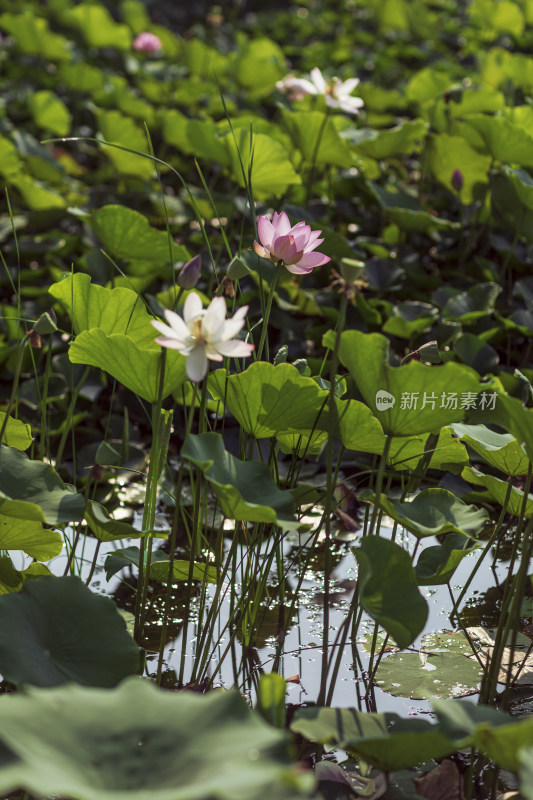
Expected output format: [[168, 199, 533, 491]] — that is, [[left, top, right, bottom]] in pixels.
[[187, 317, 206, 345]]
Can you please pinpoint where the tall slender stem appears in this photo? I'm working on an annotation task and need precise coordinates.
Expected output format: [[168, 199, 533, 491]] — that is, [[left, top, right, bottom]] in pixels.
[[256, 267, 280, 361]]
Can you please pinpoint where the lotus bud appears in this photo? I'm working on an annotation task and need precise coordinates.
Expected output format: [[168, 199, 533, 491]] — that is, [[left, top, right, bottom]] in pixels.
[[451, 169, 464, 193], [177, 254, 201, 290]]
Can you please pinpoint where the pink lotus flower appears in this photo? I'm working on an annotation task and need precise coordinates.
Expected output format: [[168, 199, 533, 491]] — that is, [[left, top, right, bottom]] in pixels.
[[133, 32, 162, 53], [152, 293, 254, 382], [277, 67, 364, 115], [253, 211, 330, 274]]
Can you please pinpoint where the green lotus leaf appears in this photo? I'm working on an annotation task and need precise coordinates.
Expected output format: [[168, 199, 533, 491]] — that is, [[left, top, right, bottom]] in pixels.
[[355, 119, 427, 160], [461, 465, 533, 517], [69, 329, 187, 403], [0, 515, 62, 560], [50, 273, 158, 347], [467, 381, 533, 462], [90, 205, 190, 265], [0, 11, 71, 60], [324, 330, 483, 436], [353, 537, 428, 649], [427, 132, 492, 204], [291, 706, 454, 771], [62, 2, 132, 49], [0, 557, 52, 595], [281, 109, 354, 168], [452, 423, 529, 477], [375, 651, 483, 699], [0, 576, 141, 687], [104, 546, 217, 584], [0, 413, 32, 450], [0, 678, 298, 800], [222, 129, 301, 198], [463, 114, 533, 169], [181, 433, 303, 530], [386, 427, 469, 474], [208, 362, 383, 454], [85, 501, 144, 542], [416, 533, 479, 585], [28, 90, 71, 137], [0, 445, 85, 524], [96, 110, 154, 178], [360, 488, 488, 538], [433, 697, 531, 772]]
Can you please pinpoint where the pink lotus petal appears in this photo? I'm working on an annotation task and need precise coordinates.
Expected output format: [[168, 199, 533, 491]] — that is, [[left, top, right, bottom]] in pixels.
[[257, 215, 274, 248], [295, 251, 331, 269], [272, 234, 298, 262], [253, 241, 269, 259], [284, 263, 315, 275], [272, 211, 292, 237]]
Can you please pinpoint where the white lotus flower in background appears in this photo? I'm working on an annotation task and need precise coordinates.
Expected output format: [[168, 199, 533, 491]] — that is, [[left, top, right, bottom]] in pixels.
[[152, 293, 254, 382], [277, 67, 364, 114]]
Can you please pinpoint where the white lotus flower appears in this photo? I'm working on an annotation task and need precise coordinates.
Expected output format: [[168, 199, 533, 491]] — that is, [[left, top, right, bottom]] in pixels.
[[277, 67, 364, 115], [152, 293, 254, 382]]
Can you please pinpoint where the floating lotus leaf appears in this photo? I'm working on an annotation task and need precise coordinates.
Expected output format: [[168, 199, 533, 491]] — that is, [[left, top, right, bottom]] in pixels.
[[375, 652, 483, 700], [0, 677, 298, 800]]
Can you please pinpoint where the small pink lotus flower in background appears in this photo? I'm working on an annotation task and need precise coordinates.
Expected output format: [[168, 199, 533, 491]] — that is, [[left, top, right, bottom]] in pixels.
[[277, 67, 364, 115], [152, 292, 254, 382], [253, 211, 330, 275], [133, 32, 162, 53]]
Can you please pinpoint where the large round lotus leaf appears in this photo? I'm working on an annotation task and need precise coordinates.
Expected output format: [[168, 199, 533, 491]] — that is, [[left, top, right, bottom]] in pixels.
[[0, 678, 299, 800], [375, 652, 483, 700], [0, 575, 141, 687]]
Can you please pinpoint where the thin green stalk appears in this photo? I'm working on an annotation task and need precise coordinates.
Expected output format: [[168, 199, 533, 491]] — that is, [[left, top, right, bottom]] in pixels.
[[0, 334, 29, 445], [450, 478, 514, 621], [134, 351, 167, 642], [318, 293, 347, 706], [178, 378, 208, 685], [305, 108, 330, 203], [366, 435, 393, 537], [256, 267, 280, 361]]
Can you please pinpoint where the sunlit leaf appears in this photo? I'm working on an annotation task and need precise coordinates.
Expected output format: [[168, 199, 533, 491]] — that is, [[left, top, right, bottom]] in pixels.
[[361, 488, 488, 539], [375, 651, 483, 699], [28, 91, 71, 137], [182, 433, 303, 530], [324, 330, 483, 436]]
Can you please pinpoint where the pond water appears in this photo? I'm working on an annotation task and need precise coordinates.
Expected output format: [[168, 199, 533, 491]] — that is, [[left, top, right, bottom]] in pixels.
[[12, 514, 514, 716]]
